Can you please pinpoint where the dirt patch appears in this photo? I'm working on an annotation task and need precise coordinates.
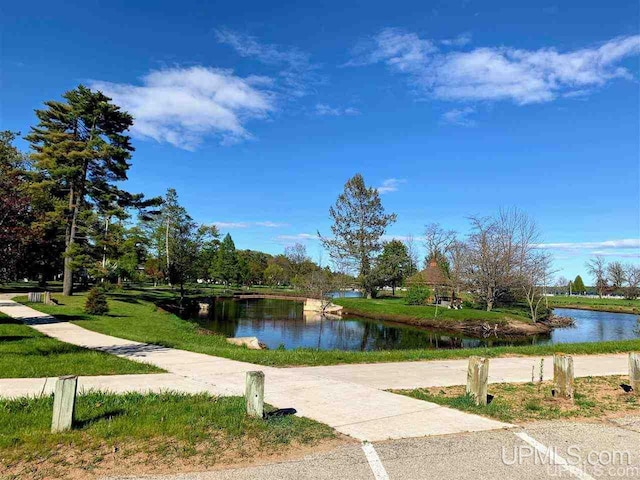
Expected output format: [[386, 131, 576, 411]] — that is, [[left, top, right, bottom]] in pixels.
[[1, 434, 351, 479], [396, 375, 640, 424]]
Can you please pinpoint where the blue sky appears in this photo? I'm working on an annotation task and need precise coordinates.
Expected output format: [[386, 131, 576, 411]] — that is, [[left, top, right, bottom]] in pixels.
[[2, 0, 639, 282]]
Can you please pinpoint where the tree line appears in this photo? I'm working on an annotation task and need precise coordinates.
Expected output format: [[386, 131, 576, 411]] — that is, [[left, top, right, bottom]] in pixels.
[[0, 86, 334, 296]]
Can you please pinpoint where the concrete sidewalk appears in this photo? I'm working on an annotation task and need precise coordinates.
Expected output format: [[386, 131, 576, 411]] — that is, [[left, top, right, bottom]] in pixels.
[[0, 298, 510, 441]]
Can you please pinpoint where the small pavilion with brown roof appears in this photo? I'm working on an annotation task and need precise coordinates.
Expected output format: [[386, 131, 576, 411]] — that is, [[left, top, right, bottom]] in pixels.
[[406, 259, 457, 306]]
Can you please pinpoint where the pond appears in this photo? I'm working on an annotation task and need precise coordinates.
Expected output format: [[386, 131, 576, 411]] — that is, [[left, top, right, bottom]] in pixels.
[[189, 299, 640, 351]]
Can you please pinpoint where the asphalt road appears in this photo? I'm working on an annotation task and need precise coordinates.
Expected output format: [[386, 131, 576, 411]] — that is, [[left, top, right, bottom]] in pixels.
[[105, 416, 640, 480]]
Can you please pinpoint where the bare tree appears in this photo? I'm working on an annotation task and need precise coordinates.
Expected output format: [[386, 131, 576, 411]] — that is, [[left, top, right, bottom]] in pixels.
[[299, 269, 336, 313], [586, 255, 608, 298], [519, 252, 555, 322], [424, 223, 456, 266], [464, 208, 540, 311], [403, 235, 421, 274], [607, 261, 625, 290], [284, 242, 310, 278], [624, 263, 640, 299]]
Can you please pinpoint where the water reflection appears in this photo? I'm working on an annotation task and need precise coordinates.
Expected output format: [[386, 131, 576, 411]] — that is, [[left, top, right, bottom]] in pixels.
[[188, 299, 640, 351]]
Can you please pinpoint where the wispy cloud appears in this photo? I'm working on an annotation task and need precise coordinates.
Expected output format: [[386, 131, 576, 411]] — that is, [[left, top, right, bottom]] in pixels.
[[255, 221, 289, 228], [213, 221, 289, 229], [349, 29, 640, 105], [441, 32, 472, 47], [442, 107, 476, 126], [91, 67, 274, 150], [314, 104, 361, 116], [215, 28, 321, 97], [535, 239, 640, 250], [381, 234, 412, 242], [377, 178, 406, 194], [276, 233, 317, 242]]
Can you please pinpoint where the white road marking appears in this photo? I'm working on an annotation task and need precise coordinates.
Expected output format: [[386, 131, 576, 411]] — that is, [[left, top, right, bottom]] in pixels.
[[515, 432, 596, 480], [361, 441, 390, 480]]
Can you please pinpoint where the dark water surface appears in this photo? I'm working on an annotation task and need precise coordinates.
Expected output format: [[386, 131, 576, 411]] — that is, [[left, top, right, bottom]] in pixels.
[[190, 299, 640, 351]]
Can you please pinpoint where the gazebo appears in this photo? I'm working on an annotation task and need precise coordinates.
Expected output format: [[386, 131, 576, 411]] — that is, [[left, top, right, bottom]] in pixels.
[[406, 259, 457, 306]]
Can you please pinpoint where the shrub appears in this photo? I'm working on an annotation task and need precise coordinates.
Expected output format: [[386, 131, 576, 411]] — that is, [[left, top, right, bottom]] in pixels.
[[85, 287, 109, 315], [404, 285, 432, 305]]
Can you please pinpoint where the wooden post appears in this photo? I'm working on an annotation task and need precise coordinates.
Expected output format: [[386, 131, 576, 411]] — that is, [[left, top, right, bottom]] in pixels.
[[51, 375, 78, 432], [44, 291, 52, 305], [630, 352, 640, 393], [553, 354, 574, 400], [466, 356, 489, 406], [245, 371, 264, 418]]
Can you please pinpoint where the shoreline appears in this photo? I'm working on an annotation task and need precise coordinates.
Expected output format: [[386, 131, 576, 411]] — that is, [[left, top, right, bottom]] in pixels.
[[551, 304, 639, 315]]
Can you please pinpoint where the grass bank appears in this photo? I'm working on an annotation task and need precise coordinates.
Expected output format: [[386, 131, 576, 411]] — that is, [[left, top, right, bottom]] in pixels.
[[0, 312, 161, 378], [394, 375, 640, 423], [332, 297, 554, 337], [19, 292, 640, 367], [549, 295, 640, 314], [0, 391, 338, 479]]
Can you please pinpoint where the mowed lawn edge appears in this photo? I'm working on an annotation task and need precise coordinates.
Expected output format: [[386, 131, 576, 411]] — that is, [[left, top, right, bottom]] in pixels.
[[0, 312, 163, 378], [0, 391, 339, 479], [18, 292, 640, 367]]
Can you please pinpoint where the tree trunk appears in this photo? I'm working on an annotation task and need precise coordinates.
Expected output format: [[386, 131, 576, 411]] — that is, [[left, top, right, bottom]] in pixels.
[[165, 220, 171, 286], [486, 287, 494, 311]]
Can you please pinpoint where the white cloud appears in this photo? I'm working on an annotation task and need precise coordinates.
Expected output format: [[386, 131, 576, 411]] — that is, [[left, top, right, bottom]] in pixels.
[[442, 107, 476, 126], [276, 233, 317, 242], [441, 33, 472, 47], [213, 222, 250, 229], [255, 221, 289, 228], [91, 67, 275, 150], [314, 104, 361, 116], [347, 27, 437, 69], [349, 30, 640, 105], [381, 234, 412, 242], [535, 239, 640, 250], [590, 251, 640, 258], [215, 28, 321, 97], [377, 178, 406, 194]]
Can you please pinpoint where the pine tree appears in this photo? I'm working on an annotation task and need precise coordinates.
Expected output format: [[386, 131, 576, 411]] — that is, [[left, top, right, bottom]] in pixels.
[[573, 275, 586, 294], [320, 174, 396, 298], [26, 86, 143, 295]]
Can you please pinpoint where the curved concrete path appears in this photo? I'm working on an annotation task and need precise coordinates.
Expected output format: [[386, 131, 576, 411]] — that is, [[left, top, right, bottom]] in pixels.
[[0, 298, 510, 441]]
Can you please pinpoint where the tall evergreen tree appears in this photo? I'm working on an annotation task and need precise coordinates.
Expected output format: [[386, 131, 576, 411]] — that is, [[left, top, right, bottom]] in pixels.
[[26, 85, 143, 295], [573, 275, 586, 294], [320, 173, 396, 298], [216, 234, 239, 286]]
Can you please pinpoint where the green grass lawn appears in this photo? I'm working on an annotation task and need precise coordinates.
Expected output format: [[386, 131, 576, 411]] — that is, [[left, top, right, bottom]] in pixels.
[[549, 295, 640, 314], [0, 312, 162, 378], [19, 292, 640, 367], [394, 375, 640, 423], [333, 297, 533, 324], [1, 391, 336, 479]]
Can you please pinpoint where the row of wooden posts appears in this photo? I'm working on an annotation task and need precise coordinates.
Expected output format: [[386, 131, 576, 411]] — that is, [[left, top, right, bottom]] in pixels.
[[467, 352, 640, 406], [27, 291, 54, 305], [50, 353, 640, 432], [50, 370, 267, 432]]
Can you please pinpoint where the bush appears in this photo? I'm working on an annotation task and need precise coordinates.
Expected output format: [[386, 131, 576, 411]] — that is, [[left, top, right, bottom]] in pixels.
[[85, 287, 109, 315], [404, 285, 432, 305]]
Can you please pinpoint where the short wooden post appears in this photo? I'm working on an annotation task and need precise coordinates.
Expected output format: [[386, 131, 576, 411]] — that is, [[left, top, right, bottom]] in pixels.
[[553, 354, 574, 400], [51, 375, 78, 432], [43, 291, 52, 305], [629, 352, 640, 393], [245, 371, 264, 418], [466, 356, 489, 406]]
